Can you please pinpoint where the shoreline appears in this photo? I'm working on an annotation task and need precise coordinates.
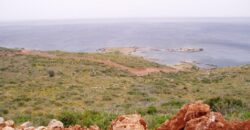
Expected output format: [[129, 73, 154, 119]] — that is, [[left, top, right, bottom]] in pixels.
[[96, 47, 219, 69], [2, 46, 248, 70]]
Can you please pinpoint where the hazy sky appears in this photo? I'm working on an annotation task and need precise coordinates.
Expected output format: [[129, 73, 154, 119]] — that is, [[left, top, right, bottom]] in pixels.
[[0, 0, 250, 21]]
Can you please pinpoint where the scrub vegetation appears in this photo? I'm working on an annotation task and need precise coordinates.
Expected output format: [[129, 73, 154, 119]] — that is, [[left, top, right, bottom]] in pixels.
[[0, 47, 250, 129]]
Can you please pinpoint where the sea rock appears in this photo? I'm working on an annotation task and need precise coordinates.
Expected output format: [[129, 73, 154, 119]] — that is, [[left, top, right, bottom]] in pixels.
[[48, 119, 63, 130], [2, 126, 14, 130], [20, 122, 33, 128], [110, 114, 147, 130], [4, 120, 14, 127]]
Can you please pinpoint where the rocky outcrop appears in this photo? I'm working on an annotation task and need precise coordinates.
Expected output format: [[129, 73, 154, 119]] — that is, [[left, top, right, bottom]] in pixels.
[[157, 101, 250, 130], [110, 114, 147, 130], [1, 102, 250, 130]]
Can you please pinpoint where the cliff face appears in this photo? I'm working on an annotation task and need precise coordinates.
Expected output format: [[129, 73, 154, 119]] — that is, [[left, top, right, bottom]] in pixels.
[[1, 101, 250, 130]]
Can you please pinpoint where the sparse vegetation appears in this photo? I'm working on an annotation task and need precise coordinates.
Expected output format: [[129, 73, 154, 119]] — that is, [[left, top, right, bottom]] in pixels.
[[206, 97, 244, 115], [0, 47, 250, 129]]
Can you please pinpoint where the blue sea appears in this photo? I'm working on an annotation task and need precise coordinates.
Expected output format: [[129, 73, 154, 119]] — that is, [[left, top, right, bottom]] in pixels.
[[0, 18, 250, 67]]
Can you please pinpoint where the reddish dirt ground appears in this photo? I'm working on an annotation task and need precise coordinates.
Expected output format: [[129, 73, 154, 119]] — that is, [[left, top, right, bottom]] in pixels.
[[19, 49, 178, 76]]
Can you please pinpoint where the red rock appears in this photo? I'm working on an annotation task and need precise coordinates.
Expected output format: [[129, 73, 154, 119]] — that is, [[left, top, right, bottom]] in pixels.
[[110, 114, 147, 130], [157, 101, 210, 130], [60, 125, 100, 130], [157, 101, 250, 130]]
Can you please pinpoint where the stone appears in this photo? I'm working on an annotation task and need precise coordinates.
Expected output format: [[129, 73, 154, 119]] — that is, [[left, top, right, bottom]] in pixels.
[[24, 126, 35, 130], [2, 126, 15, 130], [21, 121, 33, 128], [157, 101, 250, 130], [48, 119, 64, 129], [110, 114, 147, 130], [0, 117, 5, 130], [157, 101, 210, 130], [5, 120, 15, 127], [88, 125, 100, 130], [0, 117, 4, 124], [35, 126, 48, 130]]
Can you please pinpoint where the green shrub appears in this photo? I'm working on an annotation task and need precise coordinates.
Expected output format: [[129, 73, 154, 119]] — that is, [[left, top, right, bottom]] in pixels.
[[144, 115, 170, 129], [242, 112, 250, 119], [13, 113, 32, 124], [205, 97, 244, 114], [161, 100, 184, 108], [58, 110, 116, 130], [58, 111, 80, 127], [47, 70, 55, 77], [147, 106, 157, 115], [0, 108, 9, 115], [201, 78, 211, 84]]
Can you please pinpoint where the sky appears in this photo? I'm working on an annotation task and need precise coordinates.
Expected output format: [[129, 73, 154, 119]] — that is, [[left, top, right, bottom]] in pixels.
[[0, 0, 250, 21]]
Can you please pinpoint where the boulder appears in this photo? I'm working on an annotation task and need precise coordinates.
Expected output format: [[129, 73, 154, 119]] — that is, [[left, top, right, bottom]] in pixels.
[[4, 120, 14, 127], [0, 117, 5, 130], [21, 122, 33, 128], [2, 126, 14, 130], [62, 125, 100, 130], [35, 126, 47, 130], [157, 101, 210, 130], [24, 126, 35, 130], [0, 117, 4, 124], [157, 101, 250, 130], [110, 114, 147, 130], [48, 119, 63, 130], [88, 125, 100, 130]]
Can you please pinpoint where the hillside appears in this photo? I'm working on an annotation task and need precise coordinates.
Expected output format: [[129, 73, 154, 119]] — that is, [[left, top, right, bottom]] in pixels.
[[0, 47, 249, 129]]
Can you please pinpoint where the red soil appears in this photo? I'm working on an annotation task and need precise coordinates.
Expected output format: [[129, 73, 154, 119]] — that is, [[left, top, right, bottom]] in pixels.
[[19, 49, 178, 76]]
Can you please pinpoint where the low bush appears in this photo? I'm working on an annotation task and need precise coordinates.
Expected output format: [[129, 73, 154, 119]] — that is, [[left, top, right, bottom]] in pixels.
[[47, 70, 55, 77], [144, 114, 170, 129], [205, 97, 244, 115], [147, 106, 157, 115], [58, 110, 116, 130]]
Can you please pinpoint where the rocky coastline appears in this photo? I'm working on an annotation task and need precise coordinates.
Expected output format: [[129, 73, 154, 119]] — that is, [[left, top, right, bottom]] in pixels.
[[97, 47, 209, 69], [97, 47, 204, 54]]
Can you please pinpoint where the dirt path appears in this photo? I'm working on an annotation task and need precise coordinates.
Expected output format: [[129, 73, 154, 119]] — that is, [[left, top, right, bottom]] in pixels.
[[19, 49, 178, 76]]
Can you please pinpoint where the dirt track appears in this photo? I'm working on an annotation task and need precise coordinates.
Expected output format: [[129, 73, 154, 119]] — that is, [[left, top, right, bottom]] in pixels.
[[20, 49, 178, 76]]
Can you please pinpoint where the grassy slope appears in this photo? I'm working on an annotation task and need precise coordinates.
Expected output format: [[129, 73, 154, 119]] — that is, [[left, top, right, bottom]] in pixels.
[[0, 47, 250, 129]]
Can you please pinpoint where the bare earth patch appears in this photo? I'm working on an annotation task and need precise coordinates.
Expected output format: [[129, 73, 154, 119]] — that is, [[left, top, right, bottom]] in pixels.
[[19, 49, 178, 76]]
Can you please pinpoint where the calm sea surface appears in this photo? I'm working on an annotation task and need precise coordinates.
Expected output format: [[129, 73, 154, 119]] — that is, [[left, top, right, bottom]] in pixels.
[[0, 18, 250, 67]]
